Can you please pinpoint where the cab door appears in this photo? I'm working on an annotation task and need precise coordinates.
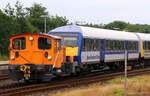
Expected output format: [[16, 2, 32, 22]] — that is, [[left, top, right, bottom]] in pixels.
[[34, 36, 54, 65], [10, 36, 29, 64]]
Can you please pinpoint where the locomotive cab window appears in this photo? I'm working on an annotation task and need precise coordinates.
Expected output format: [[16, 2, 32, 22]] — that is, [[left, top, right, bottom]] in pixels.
[[12, 37, 26, 50], [38, 37, 51, 49]]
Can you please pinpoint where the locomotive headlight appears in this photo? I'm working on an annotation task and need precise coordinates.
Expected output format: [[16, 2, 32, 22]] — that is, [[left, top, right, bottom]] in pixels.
[[29, 36, 34, 41], [11, 56, 15, 60], [48, 56, 52, 60]]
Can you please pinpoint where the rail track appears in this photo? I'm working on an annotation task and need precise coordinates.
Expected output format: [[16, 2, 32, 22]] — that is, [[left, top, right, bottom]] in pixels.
[[0, 63, 9, 81], [0, 63, 8, 73], [0, 64, 9, 67], [0, 68, 150, 96], [0, 74, 9, 81]]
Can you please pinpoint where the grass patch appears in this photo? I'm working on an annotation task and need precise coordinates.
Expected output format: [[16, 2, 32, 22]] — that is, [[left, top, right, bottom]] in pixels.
[[107, 76, 124, 84], [50, 75, 150, 96], [113, 88, 124, 96]]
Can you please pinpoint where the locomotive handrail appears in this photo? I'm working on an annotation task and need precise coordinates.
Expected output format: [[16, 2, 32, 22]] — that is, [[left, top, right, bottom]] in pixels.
[[19, 54, 32, 64], [53, 51, 60, 68]]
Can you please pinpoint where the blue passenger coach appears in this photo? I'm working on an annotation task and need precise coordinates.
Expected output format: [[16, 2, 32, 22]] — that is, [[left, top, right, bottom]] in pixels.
[[49, 25, 141, 72]]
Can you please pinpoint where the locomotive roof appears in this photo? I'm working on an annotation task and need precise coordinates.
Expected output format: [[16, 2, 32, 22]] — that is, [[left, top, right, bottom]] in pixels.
[[49, 25, 138, 41], [10, 33, 62, 39]]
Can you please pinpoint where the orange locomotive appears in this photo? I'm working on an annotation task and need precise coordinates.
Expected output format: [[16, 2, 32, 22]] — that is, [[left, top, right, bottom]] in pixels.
[[9, 33, 65, 81]]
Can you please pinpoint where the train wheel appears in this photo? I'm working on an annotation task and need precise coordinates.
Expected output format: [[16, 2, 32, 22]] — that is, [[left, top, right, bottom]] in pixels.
[[140, 62, 144, 68], [108, 64, 118, 72], [36, 79, 42, 83], [24, 80, 31, 84], [75, 66, 81, 74]]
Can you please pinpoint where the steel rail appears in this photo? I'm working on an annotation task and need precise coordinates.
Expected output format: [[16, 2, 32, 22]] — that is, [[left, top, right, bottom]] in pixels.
[[0, 74, 9, 81], [0, 68, 150, 96]]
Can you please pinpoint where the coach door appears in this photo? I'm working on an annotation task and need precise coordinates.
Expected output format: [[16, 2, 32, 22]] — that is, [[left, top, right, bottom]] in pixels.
[[100, 39, 105, 63], [64, 37, 78, 63]]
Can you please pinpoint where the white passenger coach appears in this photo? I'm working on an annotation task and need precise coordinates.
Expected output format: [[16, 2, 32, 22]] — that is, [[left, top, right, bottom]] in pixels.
[[49, 25, 149, 71]]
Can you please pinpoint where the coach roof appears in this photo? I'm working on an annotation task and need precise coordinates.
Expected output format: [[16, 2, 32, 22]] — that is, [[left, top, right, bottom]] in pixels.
[[49, 25, 138, 41], [136, 33, 150, 41]]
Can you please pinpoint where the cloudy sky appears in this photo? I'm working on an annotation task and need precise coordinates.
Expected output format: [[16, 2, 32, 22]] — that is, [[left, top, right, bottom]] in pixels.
[[0, 0, 150, 24]]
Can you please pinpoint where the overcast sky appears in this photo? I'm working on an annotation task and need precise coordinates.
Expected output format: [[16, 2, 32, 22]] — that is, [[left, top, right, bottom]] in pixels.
[[0, 0, 150, 24]]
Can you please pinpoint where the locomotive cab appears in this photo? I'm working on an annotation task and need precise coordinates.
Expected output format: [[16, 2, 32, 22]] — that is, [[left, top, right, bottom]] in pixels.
[[9, 33, 65, 81]]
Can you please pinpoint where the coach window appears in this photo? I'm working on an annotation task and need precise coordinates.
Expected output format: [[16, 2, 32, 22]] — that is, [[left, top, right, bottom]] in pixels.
[[13, 37, 26, 50], [64, 37, 77, 47], [86, 38, 89, 51], [113, 40, 116, 50], [86, 38, 91, 51], [106, 40, 113, 50], [93, 39, 96, 51], [106, 40, 110, 50], [127, 41, 131, 50], [114, 41, 118, 50], [86, 39, 90, 51], [111, 41, 115, 50], [98, 39, 100, 50], [38, 37, 51, 49], [106, 40, 109, 50], [117, 41, 124, 50], [127, 41, 137, 51], [146, 41, 149, 50], [82, 39, 86, 51], [121, 41, 125, 50], [82, 38, 89, 51], [144, 41, 148, 50], [94, 39, 100, 51], [148, 42, 150, 50], [82, 38, 87, 51], [118, 41, 122, 50], [144, 42, 147, 50], [134, 42, 138, 50], [133, 42, 138, 50], [116, 41, 120, 50], [90, 39, 94, 51]]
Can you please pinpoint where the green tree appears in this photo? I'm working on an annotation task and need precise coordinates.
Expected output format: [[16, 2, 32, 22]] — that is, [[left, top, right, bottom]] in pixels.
[[126, 24, 150, 33], [0, 10, 17, 55], [26, 3, 48, 32], [3, 3, 14, 16], [47, 15, 68, 31], [26, 3, 68, 32], [0, 2, 69, 56], [104, 21, 128, 31]]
